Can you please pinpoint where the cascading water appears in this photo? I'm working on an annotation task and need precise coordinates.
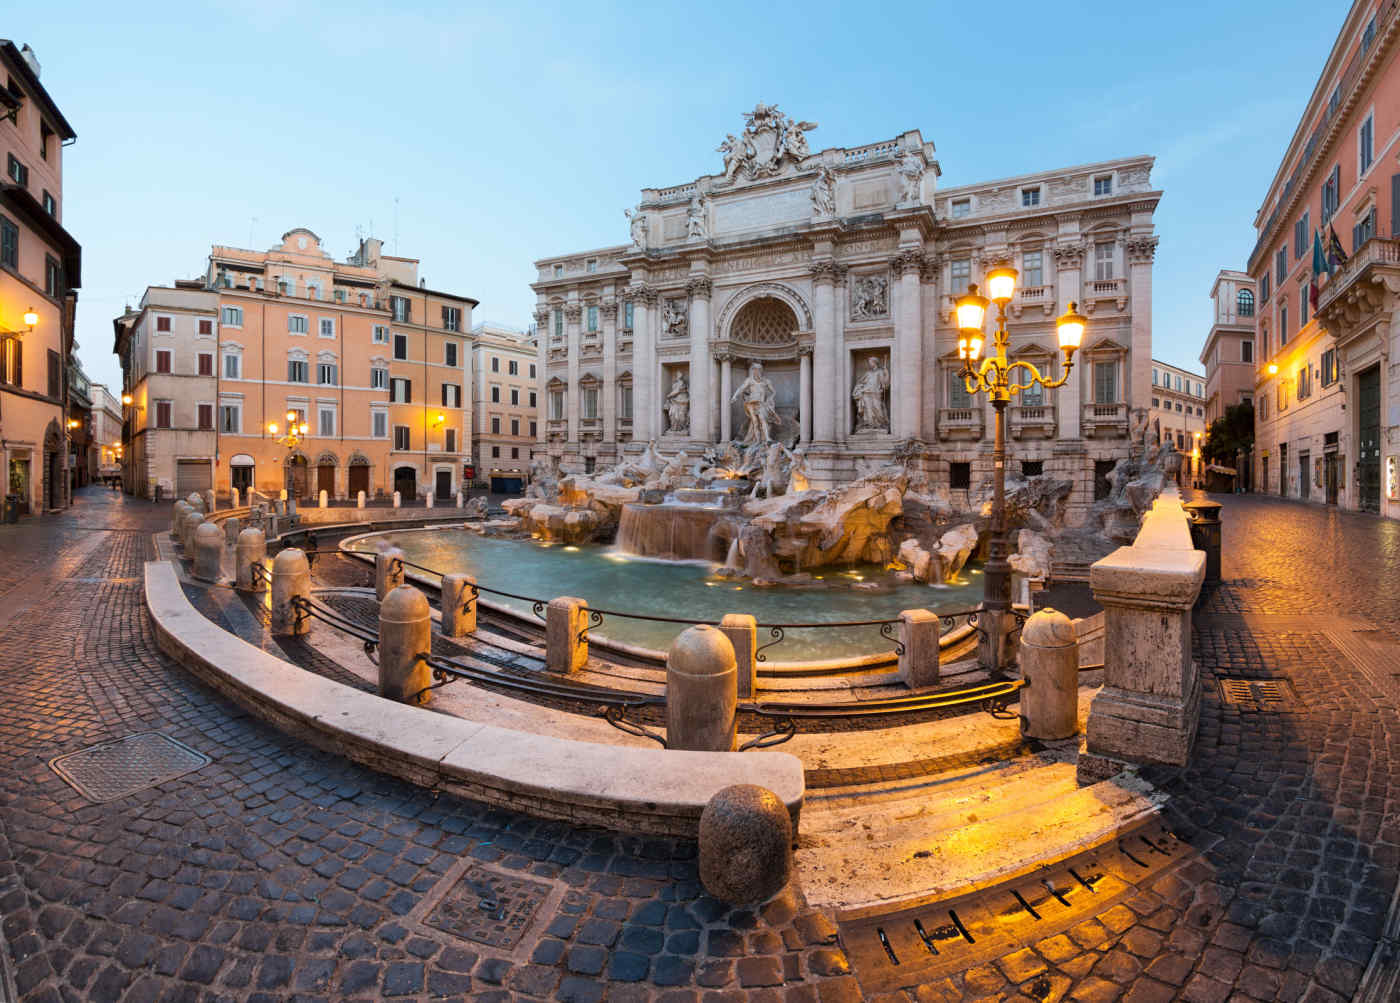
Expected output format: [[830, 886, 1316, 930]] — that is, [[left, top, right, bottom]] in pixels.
[[615, 501, 731, 562]]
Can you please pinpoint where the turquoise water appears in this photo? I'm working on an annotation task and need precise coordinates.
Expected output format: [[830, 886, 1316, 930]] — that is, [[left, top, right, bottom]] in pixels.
[[347, 528, 984, 661]]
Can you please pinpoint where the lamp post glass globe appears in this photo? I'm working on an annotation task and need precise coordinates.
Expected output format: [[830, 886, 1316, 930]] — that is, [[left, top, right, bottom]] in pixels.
[[121, 394, 133, 406], [1055, 302, 1086, 353], [23, 307, 38, 328], [954, 283, 989, 334], [985, 266, 1017, 305]]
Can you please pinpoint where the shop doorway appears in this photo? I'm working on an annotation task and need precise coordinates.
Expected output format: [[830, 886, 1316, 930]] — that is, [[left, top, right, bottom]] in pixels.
[[393, 466, 417, 500], [317, 463, 335, 498], [285, 455, 309, 500], [348, 462, 370, 498], [1358, 365, 1381, 512], [435, 470, 452, 501]]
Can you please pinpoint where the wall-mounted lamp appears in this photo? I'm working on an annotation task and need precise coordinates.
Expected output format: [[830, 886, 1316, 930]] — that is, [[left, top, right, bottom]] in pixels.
[[22, 307, 38, 330]]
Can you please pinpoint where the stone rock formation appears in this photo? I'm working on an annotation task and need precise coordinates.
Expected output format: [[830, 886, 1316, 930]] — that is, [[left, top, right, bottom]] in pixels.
[[1008, 529, 1054, 582], [463, 496, 489, 519]]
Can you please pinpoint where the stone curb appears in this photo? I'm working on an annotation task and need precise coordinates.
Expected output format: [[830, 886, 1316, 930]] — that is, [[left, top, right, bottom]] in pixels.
[[144, 559, 804, 837]]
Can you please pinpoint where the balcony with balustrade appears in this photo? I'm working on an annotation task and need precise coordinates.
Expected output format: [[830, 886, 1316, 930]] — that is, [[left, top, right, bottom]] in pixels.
[[1010, 403, 1057, 439], [1081, 401, 1129, 437], [1316, 237, 1400, 345], [937, 406, 985, 441], [1082, 277, 1127, 313], [1010, 284, 1054, 319]]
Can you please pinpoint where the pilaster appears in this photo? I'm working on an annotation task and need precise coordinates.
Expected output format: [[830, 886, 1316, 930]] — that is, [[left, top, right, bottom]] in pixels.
[[892, 248, 925, 440], [601, 299, 619, 444], [564, 301, 582, 444], [1053, 245, 1085, 439], [811, 260, 838, 445], [687, 276, 713, 443], [1126, 236, 1158, 422]]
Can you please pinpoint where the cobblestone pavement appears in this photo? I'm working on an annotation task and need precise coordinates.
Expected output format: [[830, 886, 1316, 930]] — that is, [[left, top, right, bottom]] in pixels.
[[1, 488, 1397, 1001]]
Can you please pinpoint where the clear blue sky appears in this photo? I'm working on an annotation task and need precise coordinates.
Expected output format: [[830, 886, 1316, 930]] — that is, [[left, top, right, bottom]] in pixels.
[[15, 1, 1344, 393]]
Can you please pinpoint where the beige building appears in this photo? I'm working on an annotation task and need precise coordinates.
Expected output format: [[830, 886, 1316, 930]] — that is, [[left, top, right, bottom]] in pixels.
[[533, 104, 1160, 520], [471, 322, 538, 493], [1200, 269, 1256, 426], [89, 382, 122, 473], [1150, 359, 1207, 482], [116, 230, 478, 501], [1, 40, 80, 517]]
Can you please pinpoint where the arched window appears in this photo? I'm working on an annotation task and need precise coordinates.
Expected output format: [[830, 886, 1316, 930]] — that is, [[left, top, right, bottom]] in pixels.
[[1237, 289, 1255, 317]]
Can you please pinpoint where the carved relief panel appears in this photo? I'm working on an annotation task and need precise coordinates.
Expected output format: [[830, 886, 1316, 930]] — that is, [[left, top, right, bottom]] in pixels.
[[848, 272, 890, 322]]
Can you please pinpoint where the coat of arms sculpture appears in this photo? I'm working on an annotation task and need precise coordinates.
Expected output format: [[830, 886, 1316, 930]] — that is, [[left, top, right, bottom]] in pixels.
[[717, 103, 817, 185]]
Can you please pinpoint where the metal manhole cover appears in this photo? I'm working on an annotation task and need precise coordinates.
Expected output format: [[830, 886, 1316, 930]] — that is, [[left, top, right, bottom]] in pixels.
[[423, 863, 553, 950], [1217, 677, 1298, 710], [50, 732, 210, 802]]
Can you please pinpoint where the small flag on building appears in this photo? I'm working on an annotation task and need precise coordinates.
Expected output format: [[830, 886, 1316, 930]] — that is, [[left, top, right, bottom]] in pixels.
[[1310, 230, 1326, 308], [1328, 226, 1349, 269]]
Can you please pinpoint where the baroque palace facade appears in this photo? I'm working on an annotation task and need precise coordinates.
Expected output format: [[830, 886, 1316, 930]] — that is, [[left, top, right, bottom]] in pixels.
[[533, 105, 1160, 520]]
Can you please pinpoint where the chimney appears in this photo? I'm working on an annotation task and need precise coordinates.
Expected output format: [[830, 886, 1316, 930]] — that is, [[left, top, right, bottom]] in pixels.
[[20, 44, 40, 78]]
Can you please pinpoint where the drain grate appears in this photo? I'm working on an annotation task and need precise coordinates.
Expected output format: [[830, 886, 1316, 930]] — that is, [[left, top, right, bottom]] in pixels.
[[423, 863, 554, 950], [839, 823, 1192, 994], [1218, 677, 1297, 710], [50, 732, 210, 802]]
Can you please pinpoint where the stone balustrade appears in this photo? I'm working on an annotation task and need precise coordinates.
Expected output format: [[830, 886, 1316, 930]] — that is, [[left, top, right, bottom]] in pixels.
[[1078, 485, 1206, 783]]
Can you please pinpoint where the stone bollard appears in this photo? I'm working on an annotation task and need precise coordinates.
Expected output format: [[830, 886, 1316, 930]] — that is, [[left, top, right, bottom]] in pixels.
[[204, 489, 216, 514], [719, 614, 758, 699], [897, 609, 941, 688], [1183, 500, 1223, 586], [287, 498, 297, 520], [182, 512, 205, 552], [666, 625, 737, 751], [319, 489, 328, 509], [279, 488, 288, 501], [392, 491, 401, 509], [426, 491, 435, 509], [1019, 608, 1079, 740], [231, 487, 241, 508], [223, 516, 242, 545], [378, 584, 432, 704], [274, 499, 286, 517], [193, 521, 224, 582], [699, 785, 793, 905], [456, 491, 464, 509], [236, 527, 267, 591], [171, 500, 190, 539], [186, 492, 206, 514], [269, 548, 312, 636], [441, 573, 477, 637], [545, 596, 589, 675], [357, 490, 365, 509], [376, 546, 405, 600]]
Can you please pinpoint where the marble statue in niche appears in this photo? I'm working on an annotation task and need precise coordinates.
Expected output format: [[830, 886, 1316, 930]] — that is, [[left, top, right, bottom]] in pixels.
[[687, 195, 709, 239], [731, 361, 780, 445], [664, 373, 691, 434], [850, 274, 888, 320], [625, 206, 648, 249], [897, 152, 925, 204], [852, 355, 891, 433], [810, 166, 836, 217], [663, 299, 688, 338]]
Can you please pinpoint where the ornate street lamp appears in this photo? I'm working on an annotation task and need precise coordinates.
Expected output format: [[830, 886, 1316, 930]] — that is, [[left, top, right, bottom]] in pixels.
[[954, 266, 1086, 671], [268, 410, 308, 450]]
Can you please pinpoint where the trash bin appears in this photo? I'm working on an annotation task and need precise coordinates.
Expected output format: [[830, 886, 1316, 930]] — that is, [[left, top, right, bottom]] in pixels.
[[1183, 500, 1222, 585], [3, 494, 19, 524]]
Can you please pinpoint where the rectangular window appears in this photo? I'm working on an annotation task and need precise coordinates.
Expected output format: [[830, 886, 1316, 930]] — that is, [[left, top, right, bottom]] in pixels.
[[445, 428, 456, 452], [1259, 273, 1270, 304], [288, 315, 308, 335], [1300, 284, 1309, 325], [221, 306, 242, 327], [391, 296, 411, 322], [334, 288, 345, 303], [1094, 175, 1113, 196], [42, 190, 55, 215], [1021, 460, 1044, 477], [549, 390, 564, 420], [529, 390, 537, 407], [1021, 251, 1043, 287], [529, 363, 537, 379], [394, 334, 408, 360], [553, 264, 563, 277], [373, 324, 389, 344], [1093, 361, 1118, 403], [441, 383, 460, 408], [1094, 242, 1114, 280], [530, 421, 538, 437], [492, 445, 500, 458], [1276, 248, 1286, 285], [1322, 165, 1341, 222], [512, 447, 520, 459], [1152, 369, 1159, 386], [287, 360, 309, 383], [587, 305, 598, 332], [372, 411, 388, 438], [47, 349, 60, 399], [442, 306, 461, 331], [1359, 113, 1374, 175], [155, 401, 172, 429], [156, 316, 172, 333], [1021, 187, 1041, 207], [6, 153, 27, 187], [1241, 340, 1253, 363], [197, 353, 213, 377], [552, 310, 563, 338], [510, 388, 519, 406], [390, 377, 412, 403], [0, 215, 17, 269], [1363, 14, 1377, 51], [511, 418, 520, 436], [197, 404, 213, 430], [194, 317, 212, 337], [1353, 207, 1377, 252], [582, 386, 599, 419], [490, 356, 500, 372], [1280, 297, 1288, 345], [950, 462, 971, 490], [586, 258, 597, 273], [1297, 366, 1311, 400], [319, 318, 335, 338], [44, 256, 61, 297], [491, 385, 501, 403], [219, 404, 240, 433], [1321, 349, 1338, 386], [491, 417, 501, 434], [950, 198, 971, 218], [619, 386, 633, 419], [318, 407, 335, 437], [947, 371, 972, 409], [317, 363, 337, 385], [156, 350, 172, 373], [1175, 374, 1182, 391], [445, 341, 458, 367], [371, 366, 388, 389], [623, 302, 634, 330], [949, 258, 971, 295], [1294, 211, 1309, 259], [223, 353, 240, 379], [1021, 382, 1044, 406], [394, 425, 410, 450], [507, 359, 518, 376]]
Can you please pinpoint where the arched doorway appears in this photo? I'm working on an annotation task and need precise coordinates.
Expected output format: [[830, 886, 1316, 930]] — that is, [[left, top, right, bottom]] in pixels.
[[726, 296, 802, 442], [347, 452, 370, 499], [315, 451, 337, 499], [42, 420, 63, 510], [393, 465, 417, 500], [230, 454, 254, 497], [284, 452, 309, 500]]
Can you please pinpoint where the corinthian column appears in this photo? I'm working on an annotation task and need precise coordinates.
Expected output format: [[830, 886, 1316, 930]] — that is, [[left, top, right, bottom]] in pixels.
[[631, 284, 658, 442], [799, 345, 813, 444], [811, 261, 837, 444], [687, 276, 713, 443], [719, 353, 733, 442], [892, 249, 925, 439], [532, 307, 549, 449], [1125, 236, 1158, 424], [600, 298, 619, 448], [564, 302, 582, 444], [1053, 245, 1085, 438]]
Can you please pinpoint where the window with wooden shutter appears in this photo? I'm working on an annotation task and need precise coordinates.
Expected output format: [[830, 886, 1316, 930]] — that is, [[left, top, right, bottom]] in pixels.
[[156, 350, 172, 374], [156, 316, 172, 332], [198, 318, 213, 336], [445, 428, 456, 452], [48, 350, 60, 399], [198, 353, 213, 376], [197, 404, 213, 430], [1392, 174, 1400, 240], [156, 401, 172, 428]]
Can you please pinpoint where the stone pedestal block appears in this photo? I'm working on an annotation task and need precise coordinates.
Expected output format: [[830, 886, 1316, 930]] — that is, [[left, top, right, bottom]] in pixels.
[[270, 548, 311, 636], [1019, 608, 1079, 740], [897, 608, 941, 688], [193, 522, 224, 582], [379, 584, 432, 704], [698, 785, 792, 905], [441, 574, 477, 637], [376, 547, 405, 601], [666, 625, 737, 752], [171, 501, 190, 539], [236, 527, 266, 591], [223, 517, 241, 545], [719, 613, 758, 699], [546, 596, 589, 675]]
